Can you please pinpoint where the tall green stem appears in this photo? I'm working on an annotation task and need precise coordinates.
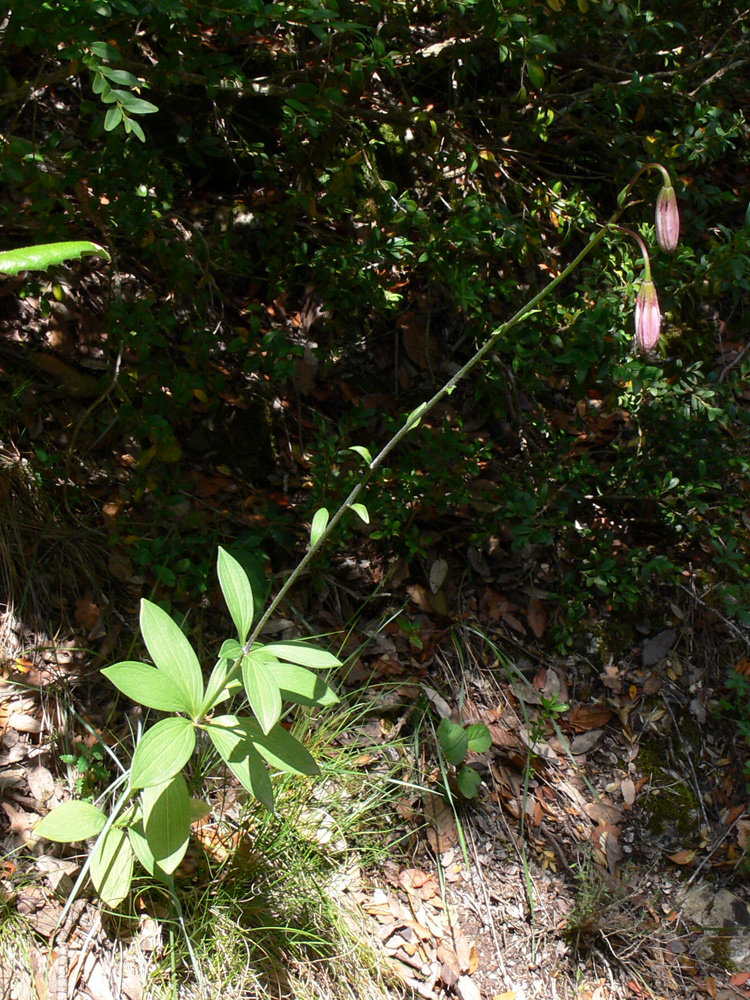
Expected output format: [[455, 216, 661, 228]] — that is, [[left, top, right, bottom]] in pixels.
[[244, 204, 626, 650]]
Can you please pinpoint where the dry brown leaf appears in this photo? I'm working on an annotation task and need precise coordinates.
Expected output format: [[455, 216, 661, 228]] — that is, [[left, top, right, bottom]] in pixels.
[[424, 792, 458, 853], [668, 849, 697, 865], [2, 801, 31, 834], [9, 712, 42, 734], [568, 704, 613, 732], [27, 767, 56, 806], [526, 597, 547, 638], [585, 801, 623, 825], [570, 729, 604, 755], [600, 662, 622, 693], [641, 629, 677, 666], [74, 595, 101, 631], [621, 778, 636, 806]]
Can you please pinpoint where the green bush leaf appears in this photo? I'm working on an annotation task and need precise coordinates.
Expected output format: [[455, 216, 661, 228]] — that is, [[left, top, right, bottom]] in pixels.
[[259, 642, 341, 669], [99, 67, 140, 86], [217, 547, 254, 644], [104, 105, 123, 131], [116, 92, 158, 114], [0, 242, 110, 276], [310, 507, 329, 548], [90, 827, 134, 908], [34, 801, 107, 842], [101, 661, 193, 712], [274, 662, 339, 707], [437, 718, 469, 766], [456, 765, 482, 799], [465, 723, 492, 754], [126, 117, 146, 142], [242, 654, 282, 734], [139, 600, 204, 714], [130, 717, 196, 790], [142, 773, 191, 874], [206, 717, 274, 811]]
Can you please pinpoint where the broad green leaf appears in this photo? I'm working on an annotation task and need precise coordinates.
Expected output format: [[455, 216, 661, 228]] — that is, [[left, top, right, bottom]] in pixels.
[[242, 719, 319, 776], [259, 643, 341, 669], [351, 503, 369, 524], [217, 547, 254, 644], [348, 445, 372, 464], [457, 765, 482, 799], [201, 657, 243, 713], [206, 718, 274, 811], [212, 715, 318, 777], [130, 717, 196, 790], [219, 638, 243, 659], [101, 661, 193, 712], [242, 655, 282, 734], [310, 508, 329, 548], [189, 799, 211, 824], [0, 242, 110, 276], [142, 774, 191, 874], [34, 801, 106, 842], [139, 600, 204, 714], [466, 724, 492, 754], [90, 827, 134, 908], [274, 662, 339, 707], [129, 820, 157, 876], [437, 718, 469, 766], [104, 105, 123, 131]]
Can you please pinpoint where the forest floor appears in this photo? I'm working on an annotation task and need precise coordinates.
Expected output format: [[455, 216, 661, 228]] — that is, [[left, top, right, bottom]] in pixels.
[[1, 252, 750, 1000]]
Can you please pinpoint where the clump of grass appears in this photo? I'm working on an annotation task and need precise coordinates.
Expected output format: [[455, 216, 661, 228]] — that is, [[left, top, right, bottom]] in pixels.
[[143, 701, 415, 1000]]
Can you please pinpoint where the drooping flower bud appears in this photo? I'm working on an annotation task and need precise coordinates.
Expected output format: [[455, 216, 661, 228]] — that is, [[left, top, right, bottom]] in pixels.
[[655, 183, 680, 252], [635, 279, 661, 351]]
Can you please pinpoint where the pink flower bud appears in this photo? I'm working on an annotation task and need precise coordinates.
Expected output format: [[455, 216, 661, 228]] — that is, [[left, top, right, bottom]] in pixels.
[[655, 184, 679, 252], [635, 279, 661, 351]]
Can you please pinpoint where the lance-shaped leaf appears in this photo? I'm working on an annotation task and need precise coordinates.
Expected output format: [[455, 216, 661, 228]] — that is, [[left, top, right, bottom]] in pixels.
[[142, 773, 191, 874], [213, 714, 319, 777], [0, 241, 111, 276], [130, 717, 196, 790], [259, 642, 341, 669], [217, 547, 254, 644], [139, 600, 204, 714], [34, 801, 107, 843], [90, 827, 134, 908], [242, 653, 282, 734], [206, 717, 274, 811], [102, 661, 194, 712], [310, 508, 329, 548], [274, 662, 339, 708]]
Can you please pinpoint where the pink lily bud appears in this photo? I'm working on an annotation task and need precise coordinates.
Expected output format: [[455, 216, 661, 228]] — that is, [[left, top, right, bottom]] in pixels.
[[655, 184, 679, 252], [635, 279, 661, 351]]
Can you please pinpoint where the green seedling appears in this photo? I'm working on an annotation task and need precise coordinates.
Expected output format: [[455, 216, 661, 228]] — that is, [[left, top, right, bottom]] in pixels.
[[436, 718, 492, 799]]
